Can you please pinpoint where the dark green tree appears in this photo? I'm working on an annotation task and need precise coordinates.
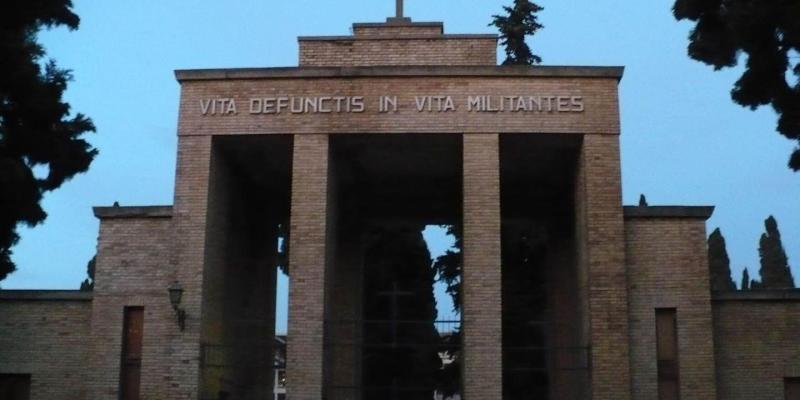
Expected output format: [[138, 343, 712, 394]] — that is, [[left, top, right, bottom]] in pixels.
[[362, 225, 441, 399], [708, 228, 735, 291], [757, 216, 795, 289], [79, 255, 95, 291], [1, 0, 97, 282], [431, 225, 462, 398], [740, 267, 750, 291], [673, 0, 800, 170], [490, 0, 544, 65]]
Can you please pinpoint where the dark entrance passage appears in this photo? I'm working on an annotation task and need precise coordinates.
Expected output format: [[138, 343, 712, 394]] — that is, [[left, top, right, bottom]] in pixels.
[[324, 134, 462, 400], [500, 134, 589, 400], [199, 135, 292, 400]]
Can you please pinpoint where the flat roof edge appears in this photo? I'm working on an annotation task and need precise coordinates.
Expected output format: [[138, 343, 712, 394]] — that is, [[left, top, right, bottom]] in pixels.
[[0, 290, 93, 301], [297, 34, 498, 41], [94, 205, 173, 219], [352, 21, 444, 28], [175, 66, 625, 82], [623, 205, 715, 220], [713, 290, 800, 302]]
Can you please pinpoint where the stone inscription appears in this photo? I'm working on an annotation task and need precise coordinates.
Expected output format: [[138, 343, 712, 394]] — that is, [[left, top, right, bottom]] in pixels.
[[199, 95, 585, 116]]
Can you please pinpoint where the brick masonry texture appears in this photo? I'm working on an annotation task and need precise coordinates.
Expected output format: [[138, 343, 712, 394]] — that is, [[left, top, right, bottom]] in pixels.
[[352, 23, 443, 37], [286, 135, 329, 400], [300, 21, 495, 66], [625, 216, 717, 400], [462, 133, 503, 399], [177, 75, 621, 136], [0, 296, 91, 399], [88, 213, 176, 399], [7, 14, 800, 400], [713, 295, 800, 400], [577, 135, 632, 400], [170, 135, 213, 398], [299, 37, 497, 67]]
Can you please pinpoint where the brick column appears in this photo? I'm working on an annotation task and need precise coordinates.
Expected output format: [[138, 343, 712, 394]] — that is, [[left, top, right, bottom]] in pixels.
[[576, 134, 631, 400], [461, 133, 503, 399], [169, 134, 213, 399], [286, 135, 329, 400]]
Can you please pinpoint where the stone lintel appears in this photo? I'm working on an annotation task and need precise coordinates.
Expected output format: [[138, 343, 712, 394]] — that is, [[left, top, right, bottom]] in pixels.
[[0, 290, 94, 301], [93, 205, 173, 219], [713, 290, 800, 302], [623, 205, 714, 220], [175, 65, 625, 82]]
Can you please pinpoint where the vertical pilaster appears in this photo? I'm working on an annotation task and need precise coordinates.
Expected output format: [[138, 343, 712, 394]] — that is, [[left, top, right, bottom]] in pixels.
[[170, 134, 213, 399], [576, 134, 631, 400], [286, 134, 330, 400], [462, 133, 503, 399]]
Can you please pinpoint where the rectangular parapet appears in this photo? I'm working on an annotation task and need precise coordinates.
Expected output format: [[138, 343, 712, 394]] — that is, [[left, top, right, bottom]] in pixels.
[[0, 290, 93, 301], [713, 289, 800, 302], [623, 205, 714, 220], [175, 65, 625, 82], [93, 205, 173, 219], [351, 21, 445, 37]]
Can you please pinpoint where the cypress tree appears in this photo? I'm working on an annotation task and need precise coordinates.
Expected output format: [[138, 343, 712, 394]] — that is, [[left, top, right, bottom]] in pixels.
[[740, 268, 750, 291], [490, 0, 544, 65], [758, 216, 795, 289], [708, 228, 735, 291], [0, 0, 97, 282]]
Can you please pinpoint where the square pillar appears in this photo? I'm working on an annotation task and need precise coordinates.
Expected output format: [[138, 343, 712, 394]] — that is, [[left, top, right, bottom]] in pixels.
[[169, 134, 213, 399], [286, 134, 329, 400], [575, 134, 631, 400], [461, 133, 503, 399]]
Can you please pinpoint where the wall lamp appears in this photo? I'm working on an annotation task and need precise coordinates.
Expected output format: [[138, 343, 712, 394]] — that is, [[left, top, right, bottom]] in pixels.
[[168, 281, 186, 331]]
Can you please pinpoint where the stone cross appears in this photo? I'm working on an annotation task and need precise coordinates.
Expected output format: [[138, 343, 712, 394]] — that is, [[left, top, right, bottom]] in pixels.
[[396, 0, 404, 19]]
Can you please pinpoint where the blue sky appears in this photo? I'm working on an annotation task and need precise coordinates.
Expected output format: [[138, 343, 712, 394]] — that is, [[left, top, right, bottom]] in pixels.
[[4, 1, 798, 328]]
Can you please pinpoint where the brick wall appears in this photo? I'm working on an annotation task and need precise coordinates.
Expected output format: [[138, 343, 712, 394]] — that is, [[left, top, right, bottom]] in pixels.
[[624, 212, 717, 400], [0, 292, 91, 400], [299, 20, 495, 67], [714, 292, 800, 400], [170, 135, 213, 398], [299, 37, 497, 67], [352, 22, 443, 37], [462, 133, 503, 399], [176, 73, 622, 136], [575, 134, 631, 400], [286, 134, 329, 400], [88, 208, 175, 399]]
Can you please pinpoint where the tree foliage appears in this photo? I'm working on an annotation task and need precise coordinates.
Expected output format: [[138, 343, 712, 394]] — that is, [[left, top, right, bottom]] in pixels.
[[362, 226, 441, 399], [79, 255, 95, 291], [740, 267, 750, 291], [490, 0, 544, 65], [757, 215, 795, 289], [0, 0, 97, 281], [673, 0, 800, 170], [708, 228, 735, 291]]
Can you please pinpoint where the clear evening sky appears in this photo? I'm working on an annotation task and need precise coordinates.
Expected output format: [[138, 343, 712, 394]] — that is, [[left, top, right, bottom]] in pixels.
[[4, 1, 798, 320]]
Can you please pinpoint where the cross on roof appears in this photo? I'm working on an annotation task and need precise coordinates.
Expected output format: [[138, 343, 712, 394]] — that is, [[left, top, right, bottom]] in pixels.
[[395, 0, 404, 19]]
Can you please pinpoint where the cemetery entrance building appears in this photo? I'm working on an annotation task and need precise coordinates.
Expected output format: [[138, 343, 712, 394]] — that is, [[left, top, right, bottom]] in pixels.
[[2, 7, 800, 400]]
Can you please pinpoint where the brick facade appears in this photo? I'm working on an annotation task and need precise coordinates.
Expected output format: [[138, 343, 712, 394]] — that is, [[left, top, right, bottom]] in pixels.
[[624, 210, 717, 400], [299, 21, 496, 67], [462, 134, 503, 399], [88, 207, 175, 399], [286, 135, 329, 400], [0, 292, 91, 400], [577, 135, 632, 400], [2, 13, 799, 400], [713, 292, 800, 400]]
